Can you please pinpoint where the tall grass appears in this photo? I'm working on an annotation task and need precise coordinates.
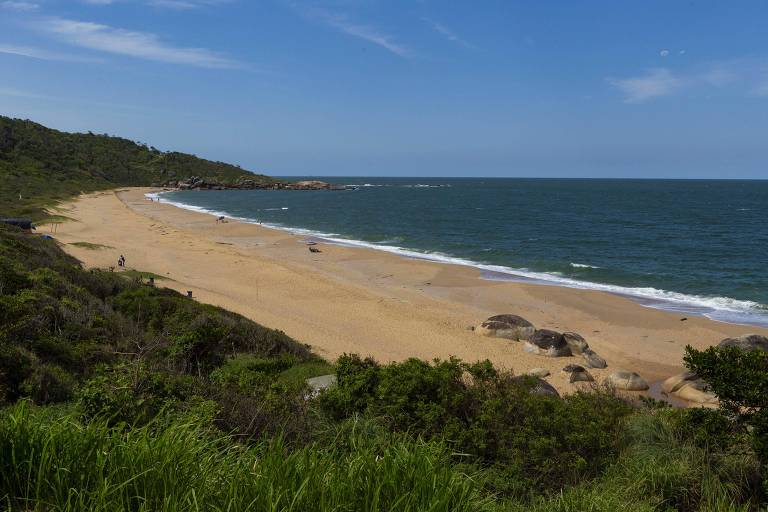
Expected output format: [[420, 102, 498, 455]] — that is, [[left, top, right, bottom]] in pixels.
[[507, 412, 760, 512], [0, 403, 494, 512]]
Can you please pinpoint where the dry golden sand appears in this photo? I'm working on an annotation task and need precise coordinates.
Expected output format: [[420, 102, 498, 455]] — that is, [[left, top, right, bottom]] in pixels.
[[46, 188, 768, 397]]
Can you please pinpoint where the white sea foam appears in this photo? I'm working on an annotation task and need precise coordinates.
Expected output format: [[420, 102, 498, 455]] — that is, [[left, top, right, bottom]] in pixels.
[[145, 191, 768, 328], [570, 262, 600, 269]]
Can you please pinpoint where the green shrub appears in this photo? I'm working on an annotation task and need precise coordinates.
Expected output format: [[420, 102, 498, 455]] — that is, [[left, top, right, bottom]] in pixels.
[[19, 363, 75, 404], [685, 346, 768, 471], [320, 354, 633, 496]]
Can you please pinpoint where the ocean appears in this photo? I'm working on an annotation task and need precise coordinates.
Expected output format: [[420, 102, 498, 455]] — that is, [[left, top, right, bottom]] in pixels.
[[156, 178, 768, 327]]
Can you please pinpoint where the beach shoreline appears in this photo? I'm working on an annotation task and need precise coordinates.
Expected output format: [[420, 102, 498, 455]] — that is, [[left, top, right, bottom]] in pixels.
[[48, 188, 768, 397]]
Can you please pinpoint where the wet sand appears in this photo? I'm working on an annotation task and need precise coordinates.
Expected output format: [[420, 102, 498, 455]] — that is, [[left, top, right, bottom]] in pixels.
[[46, 188, 768, 396]]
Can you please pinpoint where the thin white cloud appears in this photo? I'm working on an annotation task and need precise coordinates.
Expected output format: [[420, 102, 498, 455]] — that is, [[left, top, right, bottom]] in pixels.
[[0, 43, 103, 62], [35, 17, 240, 68], [659, 49, 669, 57], [298, 5, 409, 58], [0, 87, 51, 100], [82, 0, 230, 8], [1, 1, 39, 10], [610, 58, 768, 102], [147, 0, 229, 8], [609, 68, 683, 103], [425, 18, 473, 49]]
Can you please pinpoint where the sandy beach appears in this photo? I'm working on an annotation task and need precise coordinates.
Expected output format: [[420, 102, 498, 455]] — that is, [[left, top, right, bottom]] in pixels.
[[47, 188, 768, 396]]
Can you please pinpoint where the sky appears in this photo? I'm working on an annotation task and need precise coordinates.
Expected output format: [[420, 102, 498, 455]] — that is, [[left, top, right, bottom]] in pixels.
[[1, 0, 767, 178]]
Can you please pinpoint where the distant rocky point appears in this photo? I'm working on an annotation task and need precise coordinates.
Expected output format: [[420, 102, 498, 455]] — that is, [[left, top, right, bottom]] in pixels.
[[166, 176, 355, 191]]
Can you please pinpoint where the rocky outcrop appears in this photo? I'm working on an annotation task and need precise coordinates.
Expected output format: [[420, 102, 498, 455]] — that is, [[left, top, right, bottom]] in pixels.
[[524, 329, 572, 357], [168, 176, 353, 192], [662, 372, 717, 404], [513, 376, 560, 398], [605, 371, 649, 391], [292, 180, 331, 190], [581, 348, 608, 369], [477, 314, 535, 341], [561, 364, 594, 383], [718, 334, 768, 352], [526, 368, 551, 378]]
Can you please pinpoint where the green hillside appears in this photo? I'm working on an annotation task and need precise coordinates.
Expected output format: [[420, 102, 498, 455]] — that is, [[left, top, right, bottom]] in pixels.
[[0, 116, 280, 219]]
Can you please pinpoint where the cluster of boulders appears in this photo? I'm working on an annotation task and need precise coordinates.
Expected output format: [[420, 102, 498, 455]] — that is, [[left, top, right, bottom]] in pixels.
[[662, 333, 768, 405], [476, 313, 652, 391], [477, 315, 607, 368]]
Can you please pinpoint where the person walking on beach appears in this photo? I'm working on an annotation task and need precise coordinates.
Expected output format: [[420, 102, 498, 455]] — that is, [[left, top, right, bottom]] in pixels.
[[118, 255, 125, 267]]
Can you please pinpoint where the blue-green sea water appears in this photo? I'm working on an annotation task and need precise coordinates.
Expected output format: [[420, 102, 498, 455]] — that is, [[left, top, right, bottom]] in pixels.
[[157, 178, 768, 327]]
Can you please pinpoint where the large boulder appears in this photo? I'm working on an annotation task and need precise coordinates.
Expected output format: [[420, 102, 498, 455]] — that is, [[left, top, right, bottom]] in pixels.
[[561, 364, 594, 383], [563, 332, 589, 355], [661, 371, 699, 394], [581, 348, 608, 369], [718, 334, 768, 352], [662, 372, 717, 405], [513, 376, 560, 398], [605, 371, 649, 391], [476, 314, 535, 341], [524, 329, 572, 357]]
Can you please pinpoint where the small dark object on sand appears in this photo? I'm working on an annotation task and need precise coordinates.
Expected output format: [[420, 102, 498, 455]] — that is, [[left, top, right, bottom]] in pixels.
[[680, 317, 688, 321], [309, 246, 322, 253]]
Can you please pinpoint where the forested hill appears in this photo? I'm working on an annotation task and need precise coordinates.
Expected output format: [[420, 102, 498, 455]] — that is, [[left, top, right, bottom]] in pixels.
[[0, 116, 280, 218]]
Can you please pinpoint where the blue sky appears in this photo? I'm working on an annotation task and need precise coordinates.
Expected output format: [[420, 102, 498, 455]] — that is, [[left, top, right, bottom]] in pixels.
[[1, 0, 767, 178]]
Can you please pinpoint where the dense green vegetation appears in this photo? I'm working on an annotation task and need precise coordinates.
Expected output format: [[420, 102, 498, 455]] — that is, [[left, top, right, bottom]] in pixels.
[[0, 224, 766, 510], [0, 116, 279, 219]]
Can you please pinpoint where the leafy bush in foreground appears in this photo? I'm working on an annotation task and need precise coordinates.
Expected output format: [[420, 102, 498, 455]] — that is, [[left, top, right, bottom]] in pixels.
[[320, 354, 633, 496]]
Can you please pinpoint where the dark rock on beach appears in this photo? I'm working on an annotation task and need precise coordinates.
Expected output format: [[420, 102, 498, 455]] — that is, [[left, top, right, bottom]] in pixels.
[[477, 314, 535, 341], [605, 371, 649, 391], [561, 364, 594, 383], [563, 332, 589, 355], [513, 376, 560, 398], [524, 329, 572, 357], [581, 348, 607, 369], [718, 334, 768, 352]]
